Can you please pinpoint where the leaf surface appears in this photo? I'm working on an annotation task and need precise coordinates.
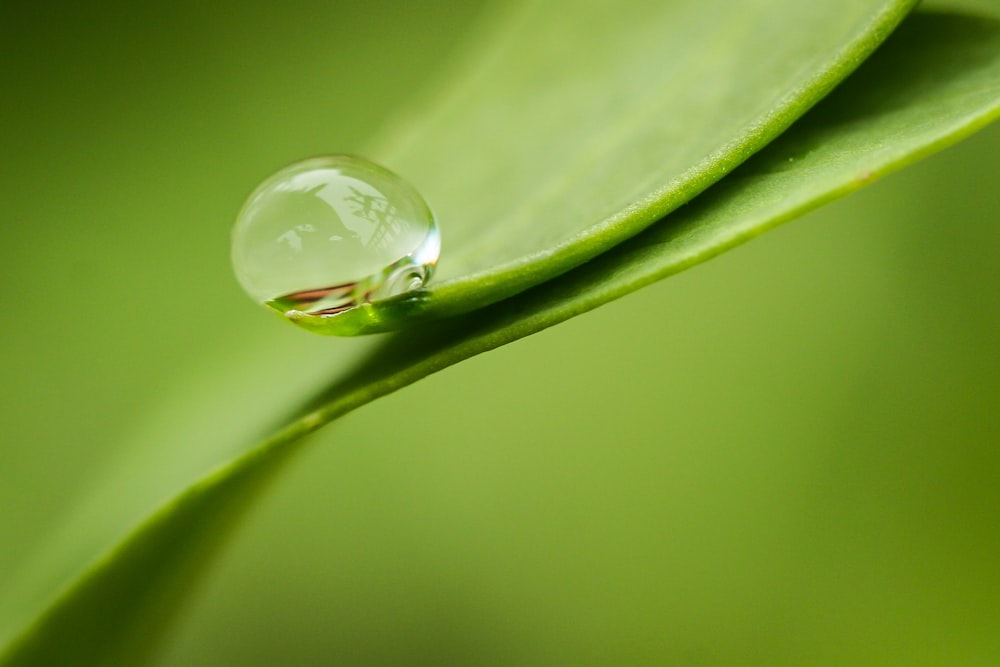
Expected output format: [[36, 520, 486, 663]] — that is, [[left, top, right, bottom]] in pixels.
[[302, 0, 919, 334]]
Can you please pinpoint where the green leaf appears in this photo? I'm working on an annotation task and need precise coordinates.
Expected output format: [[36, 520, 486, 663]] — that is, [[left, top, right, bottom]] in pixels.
[[4, 5, 1000, 666], [296, 0, 920, 335]]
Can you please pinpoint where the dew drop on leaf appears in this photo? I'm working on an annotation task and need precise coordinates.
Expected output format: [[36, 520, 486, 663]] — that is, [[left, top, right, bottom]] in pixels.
[[231, 155, 440, 326]]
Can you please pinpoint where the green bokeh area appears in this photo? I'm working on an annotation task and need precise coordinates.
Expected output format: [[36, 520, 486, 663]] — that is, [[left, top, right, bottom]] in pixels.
[[2, 1, 999, 665]]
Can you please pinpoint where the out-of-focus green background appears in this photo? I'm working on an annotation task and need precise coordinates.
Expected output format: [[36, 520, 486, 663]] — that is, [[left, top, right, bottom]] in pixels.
[[2, 1, 998, 664]]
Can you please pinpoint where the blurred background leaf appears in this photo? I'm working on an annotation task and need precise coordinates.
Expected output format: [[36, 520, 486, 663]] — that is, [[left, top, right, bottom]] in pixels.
[[1, 0, 999, 665], [0, 0, 490, 645]]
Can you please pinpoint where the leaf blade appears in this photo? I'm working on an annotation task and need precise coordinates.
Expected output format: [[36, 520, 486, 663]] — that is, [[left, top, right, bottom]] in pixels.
[[302, 0, 920, 334]]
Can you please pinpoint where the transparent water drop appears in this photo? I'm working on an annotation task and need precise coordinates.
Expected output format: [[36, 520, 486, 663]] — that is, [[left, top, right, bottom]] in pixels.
[[231, 155, 439, 324]]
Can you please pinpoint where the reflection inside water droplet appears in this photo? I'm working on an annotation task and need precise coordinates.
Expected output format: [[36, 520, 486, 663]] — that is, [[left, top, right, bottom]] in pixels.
[[231, 155, 440, 326]]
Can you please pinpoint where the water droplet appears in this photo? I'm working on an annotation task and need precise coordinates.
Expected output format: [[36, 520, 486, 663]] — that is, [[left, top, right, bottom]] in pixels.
[[231, 155, 440, 324]]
